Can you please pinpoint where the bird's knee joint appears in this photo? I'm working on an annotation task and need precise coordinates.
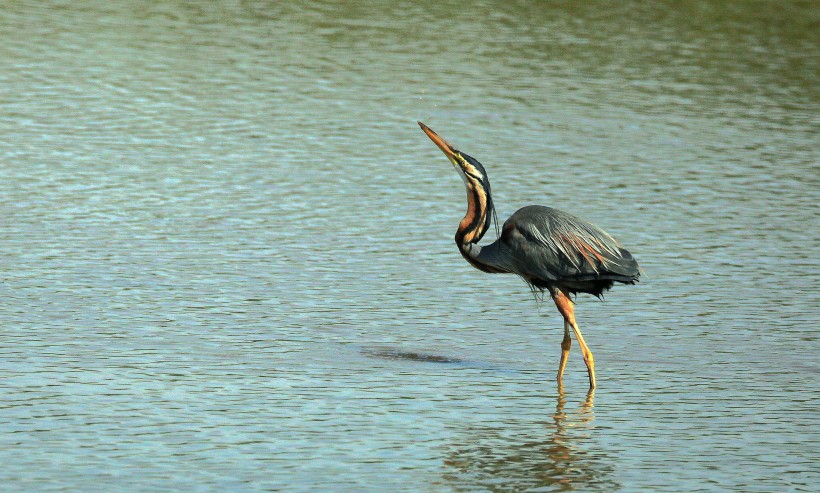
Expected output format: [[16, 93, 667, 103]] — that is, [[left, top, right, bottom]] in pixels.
[[561, 338, 571, 351]]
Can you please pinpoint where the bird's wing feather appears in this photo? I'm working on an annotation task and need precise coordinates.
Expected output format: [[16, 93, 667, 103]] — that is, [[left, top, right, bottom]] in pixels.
[[498, 205, 639, 282]]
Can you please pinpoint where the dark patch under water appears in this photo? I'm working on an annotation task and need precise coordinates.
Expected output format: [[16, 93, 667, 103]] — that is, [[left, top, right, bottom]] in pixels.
[[361, 347, 526, 376], [361, 347, 465, 364]]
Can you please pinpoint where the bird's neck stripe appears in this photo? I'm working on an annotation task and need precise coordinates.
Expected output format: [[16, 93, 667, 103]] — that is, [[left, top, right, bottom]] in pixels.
[[458, 182, 489, 244]]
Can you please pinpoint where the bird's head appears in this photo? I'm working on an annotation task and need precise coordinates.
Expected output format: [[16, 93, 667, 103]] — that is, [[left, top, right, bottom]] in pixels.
[[418, 121, 496, 243], [418, 121, 491, 193]]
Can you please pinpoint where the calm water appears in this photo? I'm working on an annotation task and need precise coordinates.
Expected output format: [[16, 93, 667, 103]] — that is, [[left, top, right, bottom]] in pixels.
[[2, 1, 818, 491]]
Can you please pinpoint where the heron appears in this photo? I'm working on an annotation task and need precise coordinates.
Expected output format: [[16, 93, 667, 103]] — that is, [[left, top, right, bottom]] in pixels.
[[419, 122, 640, 390]]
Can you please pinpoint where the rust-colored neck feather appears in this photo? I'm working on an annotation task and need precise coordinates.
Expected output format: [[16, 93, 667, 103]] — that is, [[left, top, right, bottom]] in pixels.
[[456, 180, 490, 244], [456, 182, 505, 273], [454, 179, 498, 272]]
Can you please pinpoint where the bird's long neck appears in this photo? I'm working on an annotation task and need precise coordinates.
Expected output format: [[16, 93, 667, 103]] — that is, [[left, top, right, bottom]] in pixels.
[[456, 179, 492, 244], [455, 180, 499, 273]]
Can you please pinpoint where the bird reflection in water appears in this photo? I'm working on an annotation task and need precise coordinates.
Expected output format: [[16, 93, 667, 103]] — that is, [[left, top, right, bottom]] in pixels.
[[443, 391, 618, 491]]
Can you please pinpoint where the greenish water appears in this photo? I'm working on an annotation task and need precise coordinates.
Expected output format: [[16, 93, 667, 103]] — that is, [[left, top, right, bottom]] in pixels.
[[1, 1, 818, 491]]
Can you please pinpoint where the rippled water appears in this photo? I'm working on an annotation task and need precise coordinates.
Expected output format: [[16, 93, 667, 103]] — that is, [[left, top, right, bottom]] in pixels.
[[2, 1, 818, 491]]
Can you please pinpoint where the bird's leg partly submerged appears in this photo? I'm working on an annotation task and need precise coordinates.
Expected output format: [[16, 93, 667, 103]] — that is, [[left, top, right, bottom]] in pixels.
[[557, 320, 572, 390], [551, 287, 596, 390]]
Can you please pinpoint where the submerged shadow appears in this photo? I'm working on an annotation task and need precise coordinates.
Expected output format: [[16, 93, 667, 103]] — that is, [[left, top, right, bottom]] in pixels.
[[442, 391, 619, 491], [361, 346, 466, 365], [360, 345, 527, 375]]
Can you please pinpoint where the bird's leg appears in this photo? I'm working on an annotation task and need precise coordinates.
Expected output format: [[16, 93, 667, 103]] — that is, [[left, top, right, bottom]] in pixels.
[[557, 320, 571, 389], [551, 288, 596, 390], [573, 323, 596, 390]]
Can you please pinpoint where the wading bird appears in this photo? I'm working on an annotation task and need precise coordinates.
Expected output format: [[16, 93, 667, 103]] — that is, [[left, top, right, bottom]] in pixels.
[[419, 122, 640, 390]]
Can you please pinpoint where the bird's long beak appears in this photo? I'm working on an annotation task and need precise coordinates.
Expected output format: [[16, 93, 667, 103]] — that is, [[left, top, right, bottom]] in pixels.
[[418, 121, 457, 162]]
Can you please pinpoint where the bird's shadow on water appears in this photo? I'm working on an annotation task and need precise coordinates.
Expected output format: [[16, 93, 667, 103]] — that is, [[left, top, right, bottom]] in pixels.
[[361, 346, 466, 364], [360, 345, 523, 374]]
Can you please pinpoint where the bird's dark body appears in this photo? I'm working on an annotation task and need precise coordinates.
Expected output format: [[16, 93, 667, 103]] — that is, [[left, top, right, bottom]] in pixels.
[[474, 205, 640, 297]]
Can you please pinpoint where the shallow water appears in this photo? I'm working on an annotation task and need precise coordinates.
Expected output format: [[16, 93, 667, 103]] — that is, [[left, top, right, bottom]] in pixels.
[[1, 1, 818, 491]]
